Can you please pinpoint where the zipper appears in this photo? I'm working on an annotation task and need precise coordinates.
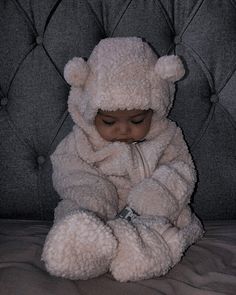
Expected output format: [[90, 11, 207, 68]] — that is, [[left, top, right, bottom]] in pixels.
[[132, 142, 151, 179]]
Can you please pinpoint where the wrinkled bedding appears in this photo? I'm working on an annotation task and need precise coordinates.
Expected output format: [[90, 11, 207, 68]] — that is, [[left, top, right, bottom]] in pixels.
[[0, 219, 235, 295]]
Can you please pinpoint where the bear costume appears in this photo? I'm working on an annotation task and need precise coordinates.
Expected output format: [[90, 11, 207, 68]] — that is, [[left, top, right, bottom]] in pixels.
[[42, 37, 203, 282]]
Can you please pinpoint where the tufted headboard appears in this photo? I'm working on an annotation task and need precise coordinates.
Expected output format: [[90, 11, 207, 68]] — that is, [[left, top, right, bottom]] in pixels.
[[0, 0, 236, 221]]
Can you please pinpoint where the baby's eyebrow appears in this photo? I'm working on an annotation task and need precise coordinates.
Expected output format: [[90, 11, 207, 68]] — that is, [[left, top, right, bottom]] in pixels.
[[98, 113, 116, 118], [97, 110, 150, 118], [130, 111, 148, 118]]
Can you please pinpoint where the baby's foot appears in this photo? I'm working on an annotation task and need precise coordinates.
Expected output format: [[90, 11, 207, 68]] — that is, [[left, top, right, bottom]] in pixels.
[[42, 211, 117, 280], [108, 218, 172, 282]]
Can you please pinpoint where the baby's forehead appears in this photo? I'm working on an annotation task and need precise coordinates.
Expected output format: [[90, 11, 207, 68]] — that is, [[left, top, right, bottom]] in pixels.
[[97, 109, 151, 118]]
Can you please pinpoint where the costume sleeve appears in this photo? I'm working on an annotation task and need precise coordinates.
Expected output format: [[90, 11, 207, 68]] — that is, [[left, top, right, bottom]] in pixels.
[[51, 132, 119, 221], [128, 127, 196, 225]]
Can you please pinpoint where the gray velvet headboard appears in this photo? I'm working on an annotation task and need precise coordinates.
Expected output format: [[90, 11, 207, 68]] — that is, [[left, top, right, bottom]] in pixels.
[[0, 0, 236, 221]]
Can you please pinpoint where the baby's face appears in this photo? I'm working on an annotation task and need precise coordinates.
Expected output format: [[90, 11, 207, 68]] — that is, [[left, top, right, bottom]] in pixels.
[[94, 109, 153, 143]]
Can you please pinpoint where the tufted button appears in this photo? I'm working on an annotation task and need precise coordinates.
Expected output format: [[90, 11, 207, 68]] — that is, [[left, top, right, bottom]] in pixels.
[[37, 155, 46, 166], [36, 36, 43, 45], [210, 93, 219, 103], [1, 97, 8, 106], [174, 35, 182, 45]]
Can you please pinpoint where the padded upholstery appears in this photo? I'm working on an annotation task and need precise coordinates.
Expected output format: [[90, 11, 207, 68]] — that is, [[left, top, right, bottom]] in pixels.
[[0, 0, 236, 221]]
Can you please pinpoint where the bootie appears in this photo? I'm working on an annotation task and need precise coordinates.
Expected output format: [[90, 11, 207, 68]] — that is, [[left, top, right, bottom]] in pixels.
[[42, 211, 117, 280], [108, 216, 173, 282]]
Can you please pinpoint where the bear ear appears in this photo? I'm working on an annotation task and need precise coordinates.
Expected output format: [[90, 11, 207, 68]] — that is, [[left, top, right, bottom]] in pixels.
[[155, 55, 185, 82], [64, 57, 89, 87]]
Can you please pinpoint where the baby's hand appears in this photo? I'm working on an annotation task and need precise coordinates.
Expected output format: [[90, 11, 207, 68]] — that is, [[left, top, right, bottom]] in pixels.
[[128, 177, 179, 218]]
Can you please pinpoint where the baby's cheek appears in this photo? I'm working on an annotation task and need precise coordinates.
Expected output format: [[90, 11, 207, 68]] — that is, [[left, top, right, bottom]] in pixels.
[[97, 126, 114, 141], [133, 125, 149, 140], [105, 127, 118, 141]]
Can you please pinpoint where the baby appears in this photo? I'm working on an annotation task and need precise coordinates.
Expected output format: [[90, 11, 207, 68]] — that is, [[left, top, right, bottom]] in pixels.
[[42, 37, 203, 282]]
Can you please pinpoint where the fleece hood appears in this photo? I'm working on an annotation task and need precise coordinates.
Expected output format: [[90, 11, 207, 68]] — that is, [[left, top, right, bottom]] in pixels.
[[64, 37, 185, 142]]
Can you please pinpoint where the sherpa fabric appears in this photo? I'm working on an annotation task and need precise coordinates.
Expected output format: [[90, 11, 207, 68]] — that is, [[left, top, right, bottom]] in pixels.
[[42, 37, 203, 282], [65, 37, 185, 124]]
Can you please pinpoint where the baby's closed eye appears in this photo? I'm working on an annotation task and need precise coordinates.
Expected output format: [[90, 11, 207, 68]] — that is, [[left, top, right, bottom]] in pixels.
[[102, 119, 116, 125], [130, 118, 145, 124]]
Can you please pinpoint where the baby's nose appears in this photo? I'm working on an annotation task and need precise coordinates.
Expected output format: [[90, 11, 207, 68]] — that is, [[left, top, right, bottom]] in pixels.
[[118, 122, 130, 135]]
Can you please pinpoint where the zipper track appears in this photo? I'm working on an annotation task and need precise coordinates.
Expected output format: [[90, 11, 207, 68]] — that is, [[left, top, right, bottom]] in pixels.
[[132, 143, 151, 179]]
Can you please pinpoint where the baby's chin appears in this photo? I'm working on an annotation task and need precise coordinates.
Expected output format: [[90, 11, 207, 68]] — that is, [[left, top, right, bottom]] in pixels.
[[111, 138, 144, 144]]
